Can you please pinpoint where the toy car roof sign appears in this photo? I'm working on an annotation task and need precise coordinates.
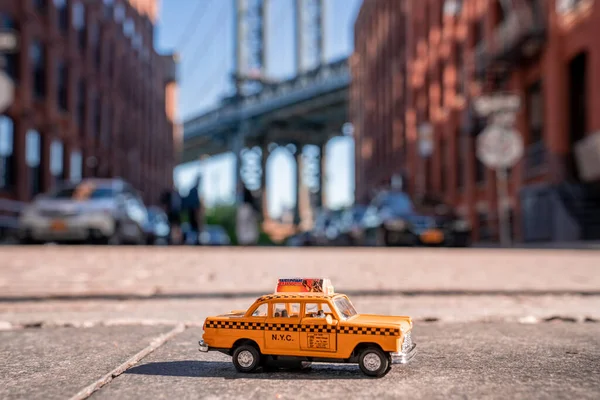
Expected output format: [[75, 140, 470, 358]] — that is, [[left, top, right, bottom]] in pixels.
[[276, 278, 334, 295]]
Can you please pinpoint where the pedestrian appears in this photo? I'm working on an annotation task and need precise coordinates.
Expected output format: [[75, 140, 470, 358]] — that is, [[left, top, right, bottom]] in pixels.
[[236, 186, 260, 246], [160, 185, 183, 245], [186, 175, 205, 245]]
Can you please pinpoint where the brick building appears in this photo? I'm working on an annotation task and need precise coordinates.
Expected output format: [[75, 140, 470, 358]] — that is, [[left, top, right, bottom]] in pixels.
[[352, 0, 600, 243], [351, 0, 408, 204], [0, 0, 179, 206]]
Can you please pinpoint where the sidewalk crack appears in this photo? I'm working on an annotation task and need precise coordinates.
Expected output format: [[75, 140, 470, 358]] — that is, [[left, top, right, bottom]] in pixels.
[[68, 323, 187, 400]]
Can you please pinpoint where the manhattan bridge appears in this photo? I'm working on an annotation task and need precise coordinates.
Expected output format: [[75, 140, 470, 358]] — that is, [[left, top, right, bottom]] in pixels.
[[182, 0, 352, 231]]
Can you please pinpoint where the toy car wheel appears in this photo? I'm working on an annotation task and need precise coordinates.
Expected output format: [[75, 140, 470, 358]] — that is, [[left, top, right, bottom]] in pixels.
[[232, 344, 261, 373], [358, 346, 390, 377]]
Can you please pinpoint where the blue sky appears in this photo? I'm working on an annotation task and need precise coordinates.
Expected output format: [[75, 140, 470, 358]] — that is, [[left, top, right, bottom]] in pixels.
[[155, 0, 362, 217]]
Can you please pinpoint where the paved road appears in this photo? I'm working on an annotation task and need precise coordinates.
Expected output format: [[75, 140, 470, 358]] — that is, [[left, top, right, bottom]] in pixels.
[[2, 322, 598, 400], [1, 246, 599, 299]]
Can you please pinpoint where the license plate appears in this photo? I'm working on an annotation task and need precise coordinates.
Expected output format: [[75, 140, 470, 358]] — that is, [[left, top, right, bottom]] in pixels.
[[420, 229, 444, 244], [50, 220, 67, 231]]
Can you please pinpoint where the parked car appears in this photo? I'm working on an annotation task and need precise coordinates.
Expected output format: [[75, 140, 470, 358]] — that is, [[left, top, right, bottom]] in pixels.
[[17, 178, 149, 245], [336, 205, 368, 246], [285, 231, 313, 247], [198, 225, 231, 246], [144, 206, 170, 245], [360, 190, 471, 247], [311, 209, 344, 246]]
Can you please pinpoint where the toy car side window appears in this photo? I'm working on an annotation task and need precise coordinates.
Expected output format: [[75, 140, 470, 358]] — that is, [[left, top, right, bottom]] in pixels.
[[272, 302, 300, 318], [251, 303, 268, 317], [304, 302, 332, 318]]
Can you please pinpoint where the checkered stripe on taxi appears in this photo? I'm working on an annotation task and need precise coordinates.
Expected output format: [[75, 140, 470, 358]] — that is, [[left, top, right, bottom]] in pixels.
[[338, 326, 400, 336], [204, 320, 265, 330], [204, 320, 398, 336], [301, 325, 336, 333], [257, 294, 328, 302]]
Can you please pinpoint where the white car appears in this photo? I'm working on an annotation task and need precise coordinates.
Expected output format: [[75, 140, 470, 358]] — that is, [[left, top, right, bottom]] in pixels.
[[18, 178, 149, 245]]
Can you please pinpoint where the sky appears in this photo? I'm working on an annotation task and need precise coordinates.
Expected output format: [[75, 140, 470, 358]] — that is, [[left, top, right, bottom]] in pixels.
[[154, 0, 362, 217]]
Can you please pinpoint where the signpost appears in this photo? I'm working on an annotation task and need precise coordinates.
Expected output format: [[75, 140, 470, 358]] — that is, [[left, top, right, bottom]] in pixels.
[[475, 93, 524, 248]]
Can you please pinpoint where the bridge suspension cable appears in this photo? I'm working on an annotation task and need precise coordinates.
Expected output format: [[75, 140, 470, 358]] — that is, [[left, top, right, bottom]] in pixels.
[[174, 0, 214, 52], [186, 1, 232, 100]]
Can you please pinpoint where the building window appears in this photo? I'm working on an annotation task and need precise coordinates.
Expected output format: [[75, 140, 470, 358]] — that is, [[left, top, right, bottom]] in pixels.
[[114, 3, 125, 21], [440, 137, 447, 193], [54, 0, 68, 32], [91, 22, 101, 67], [439, 63, 445, 109], [93, 95, 101, 138], [102, 104, 111, 147], [0, 116, 15, 190], [526, 80, 545, 170], [473, 20, 484, 47], [123, 19, 134, 37], [26, 129, 42, 196], [0, 14, 18, 82], [33, 0, 47, 14], [457, 133, 465, 190], [495, 0, 506, 25], [77, 79, 86, 130], [103, 0, 115, 19], [443, 0, 463, 16], [70, 150, 82, 183], [527, 81, 544, 145], [50, 139, 63, 186], [57, 61, 68, 111], [455, 44, 464, 96], [73, 3, 86, 49], [30, 41, 46, 99]]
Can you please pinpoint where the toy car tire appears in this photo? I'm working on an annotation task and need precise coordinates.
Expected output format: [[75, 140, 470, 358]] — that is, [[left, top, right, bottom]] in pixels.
[[358, 346, 390, 378], [232, 344, 261, 373]]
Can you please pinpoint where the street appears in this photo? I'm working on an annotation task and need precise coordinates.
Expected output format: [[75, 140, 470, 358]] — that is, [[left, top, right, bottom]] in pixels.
[[1, 246, 599, 399]]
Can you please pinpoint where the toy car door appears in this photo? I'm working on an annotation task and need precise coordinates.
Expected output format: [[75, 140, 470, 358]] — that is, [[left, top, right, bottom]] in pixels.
[[264, 301, 302, 352], [299, 301, 337, 352]]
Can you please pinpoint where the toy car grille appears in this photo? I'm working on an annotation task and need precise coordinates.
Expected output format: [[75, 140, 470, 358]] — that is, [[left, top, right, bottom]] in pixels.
[[402, 331, 412, 353]]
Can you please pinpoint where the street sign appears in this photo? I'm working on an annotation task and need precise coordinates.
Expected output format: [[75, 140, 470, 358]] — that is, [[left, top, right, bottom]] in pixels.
[[0, 30, 19, 53], [476, 125, 524, 169], [474, 93, 521, 117], [0, 71, 14, 113]]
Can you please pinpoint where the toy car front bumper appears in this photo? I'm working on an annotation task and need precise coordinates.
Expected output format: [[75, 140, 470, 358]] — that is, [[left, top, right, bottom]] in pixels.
[[198, 340, 209, 352], [390, 343, 417, 364]]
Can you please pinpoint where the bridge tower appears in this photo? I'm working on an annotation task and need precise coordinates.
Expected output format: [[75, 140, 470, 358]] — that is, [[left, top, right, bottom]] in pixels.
[[233, 0, 328, 227]]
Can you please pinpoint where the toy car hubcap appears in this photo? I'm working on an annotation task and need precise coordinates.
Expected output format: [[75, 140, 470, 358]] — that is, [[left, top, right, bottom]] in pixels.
[[363, 353, 381, 371], [238, 350, 254, 367]]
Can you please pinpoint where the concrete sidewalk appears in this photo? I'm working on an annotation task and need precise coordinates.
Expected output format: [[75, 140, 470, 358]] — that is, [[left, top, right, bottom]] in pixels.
[[2, 322, 599, 400], [2, 247, 599, 399], [1, 247, 600, 299]]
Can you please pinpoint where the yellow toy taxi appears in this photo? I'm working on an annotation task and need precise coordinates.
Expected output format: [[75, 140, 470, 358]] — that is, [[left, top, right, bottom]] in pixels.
[[198, 278, 416, 377]]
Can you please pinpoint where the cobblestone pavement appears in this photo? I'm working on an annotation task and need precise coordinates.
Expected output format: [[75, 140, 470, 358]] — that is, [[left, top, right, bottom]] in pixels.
[[1, 246, 599, 298], [1, 246, 599, 399]]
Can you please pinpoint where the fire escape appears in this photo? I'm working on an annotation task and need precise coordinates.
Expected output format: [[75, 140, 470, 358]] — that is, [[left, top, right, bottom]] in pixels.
[[474, 0, 547, 88]]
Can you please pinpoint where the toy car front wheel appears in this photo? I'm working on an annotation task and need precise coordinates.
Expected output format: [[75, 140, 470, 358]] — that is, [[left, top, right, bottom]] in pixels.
[[232, 344, 261, 373], [358, 346, 390, 377]]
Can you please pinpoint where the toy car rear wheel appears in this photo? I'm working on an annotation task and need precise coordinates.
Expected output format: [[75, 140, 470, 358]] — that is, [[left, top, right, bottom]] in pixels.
[[232, 344, 261, 373], [358, 346, 390, 377]]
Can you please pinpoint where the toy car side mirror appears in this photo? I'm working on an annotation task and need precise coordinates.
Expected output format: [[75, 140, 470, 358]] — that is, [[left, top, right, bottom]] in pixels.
[[326, 315, 337, 325]]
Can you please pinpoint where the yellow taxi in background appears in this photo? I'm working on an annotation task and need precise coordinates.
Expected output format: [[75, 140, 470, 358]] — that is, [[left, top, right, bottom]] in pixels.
[[198, 278, 416, 377]]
